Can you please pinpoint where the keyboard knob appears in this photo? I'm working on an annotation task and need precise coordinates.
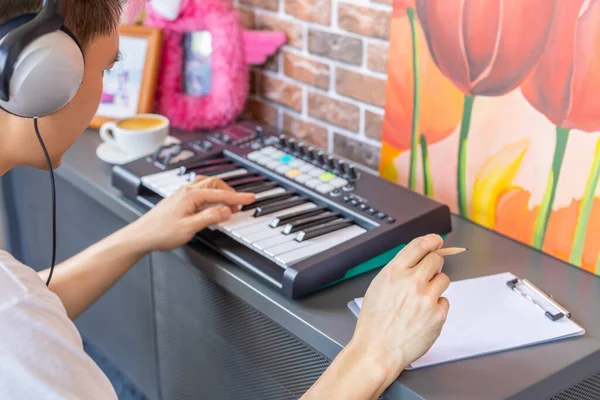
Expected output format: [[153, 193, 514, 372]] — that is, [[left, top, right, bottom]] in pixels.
[[348, 164, 358, 180], [337, 160, 346, 175], [326, 156, 336, 169], [278, 135, 286, 147], [288, 138, 297, 152], [297, 143, 306, 156], [317, 151, 327, 165], [255, 126, 264, 140], [309, 148, 318, 161]]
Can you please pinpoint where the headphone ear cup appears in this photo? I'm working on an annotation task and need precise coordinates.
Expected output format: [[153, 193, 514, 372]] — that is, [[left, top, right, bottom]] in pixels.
[[0, 29, 84, 118]]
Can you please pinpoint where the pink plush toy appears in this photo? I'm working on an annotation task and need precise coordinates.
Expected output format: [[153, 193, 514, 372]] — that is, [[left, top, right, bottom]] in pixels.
[[127, 0, 286, 131]]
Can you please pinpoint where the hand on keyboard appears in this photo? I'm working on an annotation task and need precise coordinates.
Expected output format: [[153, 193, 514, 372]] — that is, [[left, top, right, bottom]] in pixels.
[[130, 176, 256, 252]]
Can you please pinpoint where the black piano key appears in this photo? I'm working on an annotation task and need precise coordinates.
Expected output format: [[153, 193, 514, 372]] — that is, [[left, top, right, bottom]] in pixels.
[[241, 191, 297, 211], [282, 211, 340, 234], [181, 157, 230, 173], [228, 175, 269, 188], [269, 206, 328, 228], [295, 218, 354, 242], [222, 172, 257, 182], [254, 197, 308, 217], [190, 164, 239, 177], [239, 182, 279, 194]]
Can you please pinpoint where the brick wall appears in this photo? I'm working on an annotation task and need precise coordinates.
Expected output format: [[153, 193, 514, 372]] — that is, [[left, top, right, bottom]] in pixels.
[[233, 0, 392, 173]]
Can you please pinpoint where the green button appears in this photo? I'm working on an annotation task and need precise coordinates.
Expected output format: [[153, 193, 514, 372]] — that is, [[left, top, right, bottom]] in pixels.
[[319, 172, 335, 182]]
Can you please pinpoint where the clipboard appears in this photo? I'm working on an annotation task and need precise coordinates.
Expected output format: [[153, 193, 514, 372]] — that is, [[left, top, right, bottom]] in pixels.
[[347, 272, 585, 369]]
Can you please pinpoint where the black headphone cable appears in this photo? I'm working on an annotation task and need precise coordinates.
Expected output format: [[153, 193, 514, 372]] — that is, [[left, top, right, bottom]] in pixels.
[[33, 117, 57, 287]]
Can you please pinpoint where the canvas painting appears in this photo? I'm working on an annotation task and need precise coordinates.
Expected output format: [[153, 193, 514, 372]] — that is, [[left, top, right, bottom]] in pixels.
[[380, 0, 600, 275], [98, 35, 149, 119]]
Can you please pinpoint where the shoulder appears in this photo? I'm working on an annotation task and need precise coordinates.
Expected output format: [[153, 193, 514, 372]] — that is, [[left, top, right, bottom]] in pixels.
[[0, 251, 117, 399]]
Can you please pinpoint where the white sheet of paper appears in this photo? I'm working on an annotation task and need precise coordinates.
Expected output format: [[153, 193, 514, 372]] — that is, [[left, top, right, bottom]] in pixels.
[[349, 272, 585, 369]]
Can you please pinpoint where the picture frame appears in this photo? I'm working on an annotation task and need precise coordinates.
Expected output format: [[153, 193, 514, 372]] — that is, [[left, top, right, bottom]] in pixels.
[[89, 24, 163, 129]]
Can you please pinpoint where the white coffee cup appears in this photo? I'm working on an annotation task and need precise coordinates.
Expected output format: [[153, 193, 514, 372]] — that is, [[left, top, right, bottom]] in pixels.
[[99, 113, 169, 158]]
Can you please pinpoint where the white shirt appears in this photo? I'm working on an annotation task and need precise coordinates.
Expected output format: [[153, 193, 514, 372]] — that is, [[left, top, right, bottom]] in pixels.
[[0, 250, 117, 399]]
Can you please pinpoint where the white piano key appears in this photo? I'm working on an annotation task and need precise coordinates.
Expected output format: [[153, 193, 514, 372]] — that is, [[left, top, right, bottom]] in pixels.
[[240, 227, 285, 243], [215, 168, 247, 179], [275, 225, 366, 265], [142, 169, 181, 185], [215, 210, 256, 231], [233, 202, 317, 238], [255, 188, 286, 199], [224, 203, 315, 232], [253, 233, 297, 251]]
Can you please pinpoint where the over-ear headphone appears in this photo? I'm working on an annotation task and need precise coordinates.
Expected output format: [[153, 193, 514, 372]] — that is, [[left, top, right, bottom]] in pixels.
[[0, 0, 84, 118]]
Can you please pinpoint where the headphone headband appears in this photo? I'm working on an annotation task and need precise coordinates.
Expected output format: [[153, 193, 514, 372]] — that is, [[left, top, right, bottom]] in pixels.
[[0, 0, 65, 101]]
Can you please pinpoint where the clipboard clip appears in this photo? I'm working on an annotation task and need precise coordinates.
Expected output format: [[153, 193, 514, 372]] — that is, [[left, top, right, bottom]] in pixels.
[[506, 278, 571, 321]]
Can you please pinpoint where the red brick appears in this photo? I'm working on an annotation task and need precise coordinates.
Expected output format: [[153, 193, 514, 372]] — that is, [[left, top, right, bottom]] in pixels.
[[367, 41, 389, 73], [285, 0, 331, 26], [283, 52, 330, 90], [244, 98, 279, 126], [308, 92, 359, 132], [365, 111, 383, 140], [258, 74, 303, 111], [257, 14, 303, 49], [239, 0, 278, 11], [283, 114, 328, 149], [338, 4, 391, 39], [336, 68, 387, 107], [308, 29, 362, 65], [235, 7, 255, 29]]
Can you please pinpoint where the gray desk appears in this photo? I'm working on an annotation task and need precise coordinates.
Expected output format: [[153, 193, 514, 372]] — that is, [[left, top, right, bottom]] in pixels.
[[2, 130, 599, 400]]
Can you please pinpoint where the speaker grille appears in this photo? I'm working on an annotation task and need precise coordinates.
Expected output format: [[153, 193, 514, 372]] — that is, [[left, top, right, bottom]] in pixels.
[[153, 253, 387, 400], [551, 372, 600, 400]]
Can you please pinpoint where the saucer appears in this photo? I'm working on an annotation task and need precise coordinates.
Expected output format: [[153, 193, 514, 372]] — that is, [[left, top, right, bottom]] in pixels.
[[96, 136, 180, 165]]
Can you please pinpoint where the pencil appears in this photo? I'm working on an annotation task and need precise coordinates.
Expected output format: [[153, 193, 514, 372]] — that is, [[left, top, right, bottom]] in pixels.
[[435, 247, 467, 256]]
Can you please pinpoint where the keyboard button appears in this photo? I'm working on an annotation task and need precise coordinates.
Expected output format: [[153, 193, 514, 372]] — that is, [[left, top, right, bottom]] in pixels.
[[255, 197, 309, 217], [319, 172, 336, 182], [299, 164, 317, 173], [386, 216, 396, 224], [342, 196, 351, 202], [305, 179, 321, 189], [295, 174, 312, 184], [296, 218, 354, 241], [286, 169, 302, 179], [275, 225, 366, 265], [315, 183, 335, 194], [282, 211, 340, 234], [309, 168, 326, 177], [270, 206, 327, 227], [343, 184, 355, 192], [255, 156, 271, 165], [266, 160, 280, 170], [358, 203, 368, 211], [375, 212, 387, 220], [290, 159, 306, 168], [350, 199, 359, 206], [329, 189, 342, 197], [330, 177, 349, 189], [366, 207, 377, 214], [276, 165, 292, 174], [280, 155, 294, 164], [248, 151, 262, 161]]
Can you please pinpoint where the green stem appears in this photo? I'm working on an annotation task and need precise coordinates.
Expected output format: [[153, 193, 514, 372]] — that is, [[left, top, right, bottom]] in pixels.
[[596, 252, 600, 275], [407, 7, 421, 191], [457, 95, 475, 217], [420, 134, 433, 196], [532, 126, 570, 250], [569, 139, 600, 265]]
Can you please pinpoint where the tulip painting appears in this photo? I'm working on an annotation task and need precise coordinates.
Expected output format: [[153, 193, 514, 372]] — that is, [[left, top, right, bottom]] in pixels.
[[380, 0, 600, 277], [414, 0, 555, 217]]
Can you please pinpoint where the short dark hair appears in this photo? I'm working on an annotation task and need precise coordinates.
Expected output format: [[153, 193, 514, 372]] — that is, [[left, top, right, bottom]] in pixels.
[[0, 0, 123, 48]]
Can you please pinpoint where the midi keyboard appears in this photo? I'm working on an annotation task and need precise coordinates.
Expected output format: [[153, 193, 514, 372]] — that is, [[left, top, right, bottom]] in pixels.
[[112, 120, 451, 298]]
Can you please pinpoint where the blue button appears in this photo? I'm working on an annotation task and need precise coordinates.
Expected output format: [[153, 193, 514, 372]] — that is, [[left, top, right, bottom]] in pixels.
[[280, 155, 294, 164]]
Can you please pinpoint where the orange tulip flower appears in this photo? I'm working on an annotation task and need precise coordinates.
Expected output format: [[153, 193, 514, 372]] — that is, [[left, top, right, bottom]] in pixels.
[[520, 0, 600, 253], [414, 0, 556, 217]]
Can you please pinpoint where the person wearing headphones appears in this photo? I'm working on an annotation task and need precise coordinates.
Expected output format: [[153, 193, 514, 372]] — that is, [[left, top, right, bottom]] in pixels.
[[0, 1, 451, 399]]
